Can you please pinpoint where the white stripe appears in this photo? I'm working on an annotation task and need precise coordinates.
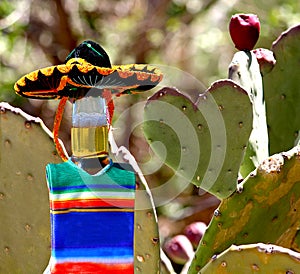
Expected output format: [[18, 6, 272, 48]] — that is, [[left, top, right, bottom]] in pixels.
[[52, 257, 133, 264], [50, 191, 135, 200]]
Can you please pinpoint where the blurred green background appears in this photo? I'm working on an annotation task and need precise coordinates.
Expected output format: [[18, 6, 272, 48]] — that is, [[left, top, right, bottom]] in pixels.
[[1, 0, 299, 103], [1, 0, 299, 125], [2, 0, 299, 154], [1, 1, 300, 270]]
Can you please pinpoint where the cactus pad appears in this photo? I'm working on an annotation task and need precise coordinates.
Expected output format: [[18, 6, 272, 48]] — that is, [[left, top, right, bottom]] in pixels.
[[134, 176, 160, 273], [200, 243, 300, 273], [143, 81, 252, 199], [264, 24, 300, 154], [0, 102, 61, 273], [188, 145, 300, 273]]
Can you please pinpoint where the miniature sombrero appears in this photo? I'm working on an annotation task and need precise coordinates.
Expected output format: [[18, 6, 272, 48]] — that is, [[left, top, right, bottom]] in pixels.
[[14, 40, 163, 161], [14, 40, 162, 99]]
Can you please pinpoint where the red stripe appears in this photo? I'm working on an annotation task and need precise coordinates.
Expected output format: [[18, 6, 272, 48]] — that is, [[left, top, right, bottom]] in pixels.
[[51, 262, 134, 273], [50, 198, 134, 210]]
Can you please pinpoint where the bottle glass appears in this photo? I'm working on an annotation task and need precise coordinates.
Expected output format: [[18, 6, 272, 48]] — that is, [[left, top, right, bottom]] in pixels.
[[71, 96, 109, 158]]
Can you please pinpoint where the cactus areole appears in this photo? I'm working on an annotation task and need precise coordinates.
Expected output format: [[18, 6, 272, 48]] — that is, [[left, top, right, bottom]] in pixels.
[[14, 40, 163, 161], [229, 13, 260, 51]]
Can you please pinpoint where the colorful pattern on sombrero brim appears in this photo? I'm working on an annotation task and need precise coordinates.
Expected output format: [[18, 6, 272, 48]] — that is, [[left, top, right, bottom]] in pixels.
[[14, 63, 163, 99]]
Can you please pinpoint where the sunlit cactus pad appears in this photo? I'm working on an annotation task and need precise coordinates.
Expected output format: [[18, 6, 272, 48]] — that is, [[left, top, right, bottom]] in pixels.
[[200, 243, 300, 273], [0, 102, 61, 273], [188, 145, 300, 273], [143, 81, 252, 199]]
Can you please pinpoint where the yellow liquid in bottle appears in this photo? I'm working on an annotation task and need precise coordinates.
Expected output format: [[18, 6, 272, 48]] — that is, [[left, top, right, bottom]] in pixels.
[[71, 126, 109, 158]]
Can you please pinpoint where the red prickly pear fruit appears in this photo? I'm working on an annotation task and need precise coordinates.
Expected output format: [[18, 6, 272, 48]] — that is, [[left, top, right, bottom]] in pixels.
[[184, 221, 207, 249], [252, 48, 276, 75], [229, 13, 260, 51], [163, 235, 194, 265]]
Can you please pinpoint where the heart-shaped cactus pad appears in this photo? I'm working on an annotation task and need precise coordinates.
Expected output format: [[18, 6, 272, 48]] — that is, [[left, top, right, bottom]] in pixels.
[[143, 80, 252, 199]]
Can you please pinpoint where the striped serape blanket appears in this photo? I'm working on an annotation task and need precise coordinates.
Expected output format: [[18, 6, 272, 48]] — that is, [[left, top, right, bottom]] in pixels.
[[45, 159, 135, 273]]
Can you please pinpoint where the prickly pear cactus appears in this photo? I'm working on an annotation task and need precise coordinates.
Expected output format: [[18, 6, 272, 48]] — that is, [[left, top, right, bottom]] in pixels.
[[0, 102, 61, 274], [264, 24, 300, 155], [229, 50, 269, 177], [188, 146, 300, 273], [143, 81, 252, 199], [200, 243, 300, 273]]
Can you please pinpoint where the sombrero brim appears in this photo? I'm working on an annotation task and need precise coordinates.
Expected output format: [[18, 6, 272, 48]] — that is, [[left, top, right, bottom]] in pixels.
[[14, 63, 163, 99]]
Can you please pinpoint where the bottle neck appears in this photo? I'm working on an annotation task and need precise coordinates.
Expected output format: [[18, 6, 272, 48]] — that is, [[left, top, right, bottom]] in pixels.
[[71, 96, 110, 174]]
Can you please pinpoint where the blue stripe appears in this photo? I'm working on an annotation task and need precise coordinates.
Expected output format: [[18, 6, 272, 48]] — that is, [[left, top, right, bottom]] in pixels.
[[52, 247, 133, 259], [51, 183, 136, 192], [51, 211, 134, 249]]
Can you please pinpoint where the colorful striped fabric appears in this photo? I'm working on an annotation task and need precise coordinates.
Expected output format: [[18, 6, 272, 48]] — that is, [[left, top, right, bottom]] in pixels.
[[46, 159, 136, 273]]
